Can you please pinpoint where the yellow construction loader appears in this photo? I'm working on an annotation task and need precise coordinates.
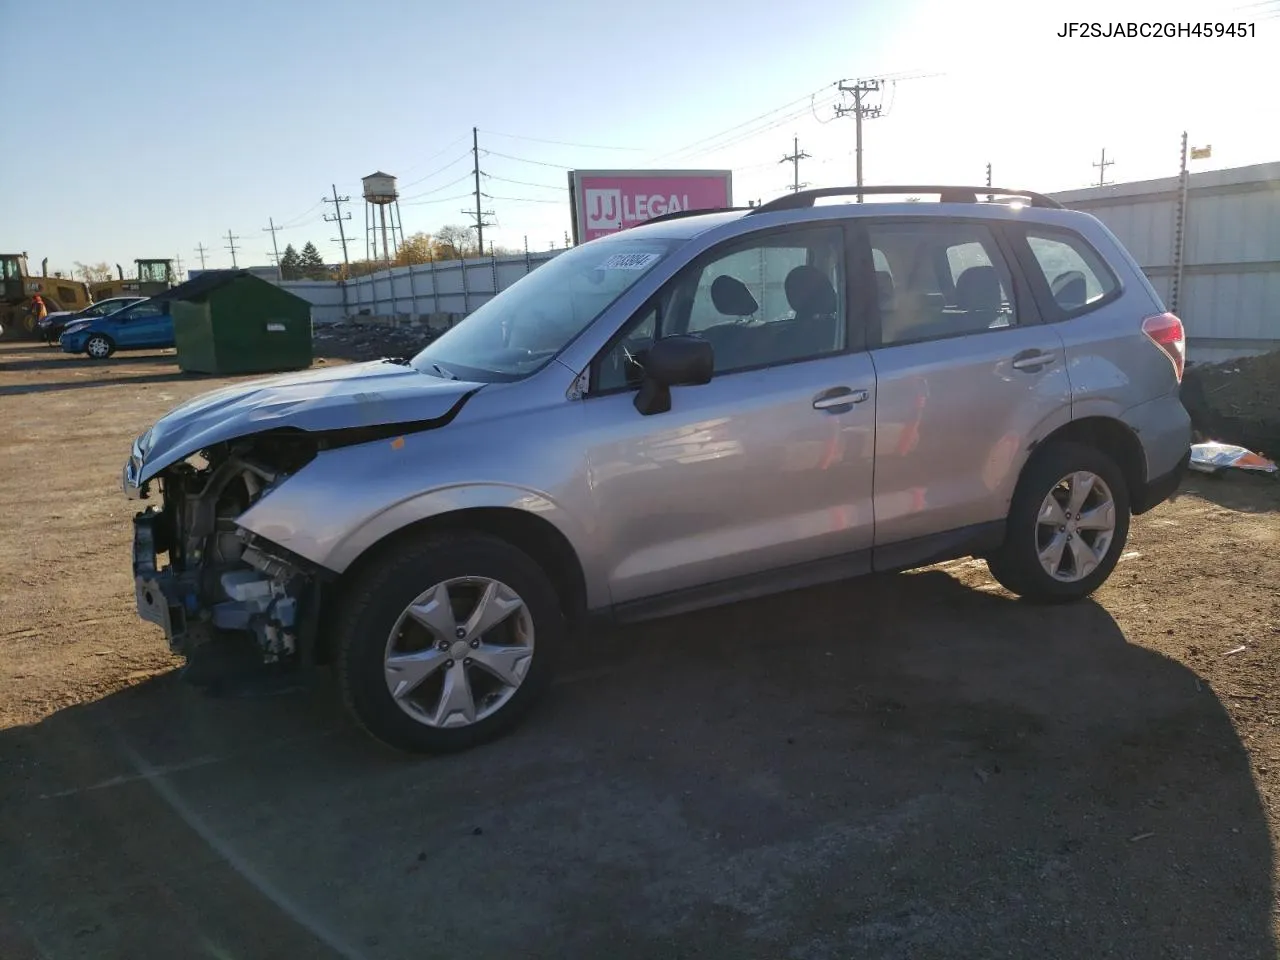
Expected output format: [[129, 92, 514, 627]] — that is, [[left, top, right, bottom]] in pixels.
[[0, 253, 92, 340], [88, 259, 176, 301]]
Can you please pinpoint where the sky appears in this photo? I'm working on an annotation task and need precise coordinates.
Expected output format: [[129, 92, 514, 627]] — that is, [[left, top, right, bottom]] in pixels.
[[2, 0, 1277, 276]]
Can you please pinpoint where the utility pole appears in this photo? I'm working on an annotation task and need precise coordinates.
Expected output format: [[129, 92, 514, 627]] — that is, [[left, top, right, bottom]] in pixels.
[[1092, 148, 1114, 187], [224, 229, 241, 268], [173, 254, 185, 280], [780, 135, 811, 193], [194, 242, 208, 270], [323, 184, 353, 275], [835, 78, 883, 200], [465, 127, 495, 257], [263, 217, 283, 279]]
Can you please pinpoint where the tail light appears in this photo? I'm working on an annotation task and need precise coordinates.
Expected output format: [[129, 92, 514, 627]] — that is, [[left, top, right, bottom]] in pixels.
[[1142, 312, 1185, 382]]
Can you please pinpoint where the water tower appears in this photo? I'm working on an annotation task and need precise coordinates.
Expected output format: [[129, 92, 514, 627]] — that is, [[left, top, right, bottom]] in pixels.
[[362, 171, 405, 264]]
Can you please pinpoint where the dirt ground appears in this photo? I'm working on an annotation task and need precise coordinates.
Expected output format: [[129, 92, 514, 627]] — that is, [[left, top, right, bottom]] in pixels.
[[2, 340, 1279, 959]]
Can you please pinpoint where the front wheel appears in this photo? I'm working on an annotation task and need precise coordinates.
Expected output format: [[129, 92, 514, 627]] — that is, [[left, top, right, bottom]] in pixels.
[[85, 334, 115, 359], [987, 441, 1130, 603], [335, 533, 564, 753]]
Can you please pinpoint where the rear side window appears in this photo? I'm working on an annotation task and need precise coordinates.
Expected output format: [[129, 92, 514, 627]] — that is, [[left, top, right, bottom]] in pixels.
[[1024, 230, 1118, 314], [867, 221, 1017, 346]]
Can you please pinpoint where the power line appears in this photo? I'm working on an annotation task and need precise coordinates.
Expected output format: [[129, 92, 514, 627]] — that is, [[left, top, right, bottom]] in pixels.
[[781, 135, 811, 193], [478, 129, 642, 151], [278, 199, 324, 229], [193, 242, 209, 270], [481, 148, 573, 169], [483, 173, 564, 191], [400, 191, 474, 207], [675, 92, 841, 162], [648, 84, 835, 162], [224, 229, 242, 268], [322, 184, 352, 274], [399, 132, 470, 177], [399, 151, 474, 189], [399, 171, 474, 201], [482, 194, 562, 204]]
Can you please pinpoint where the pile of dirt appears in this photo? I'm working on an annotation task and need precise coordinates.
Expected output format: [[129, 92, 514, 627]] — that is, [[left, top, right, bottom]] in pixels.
[[312, 320, 441, 364], [1182, 349, 1280, 456]]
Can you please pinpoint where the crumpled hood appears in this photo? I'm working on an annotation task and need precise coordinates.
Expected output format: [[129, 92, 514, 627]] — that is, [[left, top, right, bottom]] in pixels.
[[133, 360, 481, 483]]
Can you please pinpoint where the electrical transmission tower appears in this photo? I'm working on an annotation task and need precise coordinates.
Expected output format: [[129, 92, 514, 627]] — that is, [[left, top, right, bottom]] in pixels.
[[1092, 148, 1114, 187], [834, 78, 883, 199], [194, 242, 209, 270], [323, 184, 353, 274], [780, 136, 811, 193], [466, 127, 496, 256], [224, 229, 242, 268]]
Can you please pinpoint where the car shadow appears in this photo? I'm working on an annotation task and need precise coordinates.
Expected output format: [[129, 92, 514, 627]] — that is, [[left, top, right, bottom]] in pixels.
[[0, 371, 214, 396], [0, 351, 178, 373], [0, 570, 1272, 959]]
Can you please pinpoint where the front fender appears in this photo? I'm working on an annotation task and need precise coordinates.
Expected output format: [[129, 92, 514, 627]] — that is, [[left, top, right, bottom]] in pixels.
[[237, 477, 606, 607]]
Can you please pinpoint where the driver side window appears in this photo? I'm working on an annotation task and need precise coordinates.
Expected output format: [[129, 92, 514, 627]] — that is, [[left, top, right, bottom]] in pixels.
[[592, 225, 846, 393]]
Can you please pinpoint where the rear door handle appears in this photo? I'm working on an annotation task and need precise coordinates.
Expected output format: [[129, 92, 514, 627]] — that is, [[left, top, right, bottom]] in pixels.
[[813, 387, 869, 410], [1011, 350, 1056, 372]]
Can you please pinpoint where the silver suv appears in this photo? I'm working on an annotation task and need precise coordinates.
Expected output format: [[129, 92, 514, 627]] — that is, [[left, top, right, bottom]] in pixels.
[[124, 185, 1191, 753]]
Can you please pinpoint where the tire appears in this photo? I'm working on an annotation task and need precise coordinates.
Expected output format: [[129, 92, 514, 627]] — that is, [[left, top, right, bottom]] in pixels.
[[335, 532, 564, 753], [85, 334, 115, 359], [986, 441, 1130, 603]]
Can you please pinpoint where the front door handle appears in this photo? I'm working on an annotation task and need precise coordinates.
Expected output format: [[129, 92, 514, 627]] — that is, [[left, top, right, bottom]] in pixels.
[[813, 387, 869, 410], [1011, 350, 1056, 372]]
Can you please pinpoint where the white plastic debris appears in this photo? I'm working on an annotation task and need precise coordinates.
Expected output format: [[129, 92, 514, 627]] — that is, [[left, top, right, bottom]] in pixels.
[[1188, 442, 1278, 476]]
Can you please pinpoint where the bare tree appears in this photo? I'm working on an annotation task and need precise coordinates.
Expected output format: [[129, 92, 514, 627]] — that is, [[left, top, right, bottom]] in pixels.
[[73, 261, 114, 283], [434, 225, 474, 259]]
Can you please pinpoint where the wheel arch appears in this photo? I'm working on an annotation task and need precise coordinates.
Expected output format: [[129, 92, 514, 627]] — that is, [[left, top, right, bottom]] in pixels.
[[1026, 416, 1146, 510], [314, 506, 590, 664]]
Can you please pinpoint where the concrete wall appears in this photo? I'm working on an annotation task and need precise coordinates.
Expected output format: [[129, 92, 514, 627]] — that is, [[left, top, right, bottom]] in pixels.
[[272, 251, 566, 325], [1052, 161, 1280, 362]]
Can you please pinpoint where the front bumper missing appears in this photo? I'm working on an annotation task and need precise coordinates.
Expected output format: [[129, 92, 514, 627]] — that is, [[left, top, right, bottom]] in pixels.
[[133, 508, 190, 652]]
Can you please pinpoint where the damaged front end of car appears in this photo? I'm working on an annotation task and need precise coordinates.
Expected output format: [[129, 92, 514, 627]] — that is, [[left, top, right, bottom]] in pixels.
[[129, 431, 326, 665]]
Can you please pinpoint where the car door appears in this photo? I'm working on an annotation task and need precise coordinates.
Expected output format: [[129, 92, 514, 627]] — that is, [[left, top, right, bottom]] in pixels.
[[864, 218, 1071, 564], [116, 302, 166, 347], [579, 222, 878, 609]]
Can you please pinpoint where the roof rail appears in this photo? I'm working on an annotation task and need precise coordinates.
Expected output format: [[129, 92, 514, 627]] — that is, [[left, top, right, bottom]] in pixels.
[[751, 185, 1064, 213], [642, 206, 753, 226]]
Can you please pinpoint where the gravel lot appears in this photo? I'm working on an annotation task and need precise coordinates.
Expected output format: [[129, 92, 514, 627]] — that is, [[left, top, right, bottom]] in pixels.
[[1, 341, 1278, 959]]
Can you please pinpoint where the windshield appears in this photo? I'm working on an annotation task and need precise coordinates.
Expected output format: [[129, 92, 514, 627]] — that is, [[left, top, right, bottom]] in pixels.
[[411, 238, 678, 381]]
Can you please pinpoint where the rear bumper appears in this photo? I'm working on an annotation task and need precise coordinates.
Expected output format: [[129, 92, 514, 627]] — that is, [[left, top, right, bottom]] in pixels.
[[1134, 449, 1190, 514]]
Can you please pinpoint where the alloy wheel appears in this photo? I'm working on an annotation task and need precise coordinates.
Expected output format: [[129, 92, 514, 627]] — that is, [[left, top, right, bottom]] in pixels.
[[383, 577, 535, 728], [1035, 471, 1116, 582]]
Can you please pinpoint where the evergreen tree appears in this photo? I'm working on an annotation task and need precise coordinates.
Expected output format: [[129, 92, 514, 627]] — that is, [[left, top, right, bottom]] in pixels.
[[300, 242, 327, 279], [279, 244, 301, 280]]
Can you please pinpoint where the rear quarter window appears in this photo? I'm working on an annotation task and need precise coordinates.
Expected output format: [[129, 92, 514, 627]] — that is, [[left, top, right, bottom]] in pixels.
[[1024, 230, 1118, 315]]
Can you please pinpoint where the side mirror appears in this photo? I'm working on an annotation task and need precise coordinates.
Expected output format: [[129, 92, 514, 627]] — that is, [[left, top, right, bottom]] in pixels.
[[634, 335, 714, 416]]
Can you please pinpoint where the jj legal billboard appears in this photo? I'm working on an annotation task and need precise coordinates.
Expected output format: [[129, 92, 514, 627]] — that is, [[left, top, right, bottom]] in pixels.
[[568, 169, 734, 244]]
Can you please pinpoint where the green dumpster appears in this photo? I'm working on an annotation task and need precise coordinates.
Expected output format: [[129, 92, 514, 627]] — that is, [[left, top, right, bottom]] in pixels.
[[159, 270, 313, 374]]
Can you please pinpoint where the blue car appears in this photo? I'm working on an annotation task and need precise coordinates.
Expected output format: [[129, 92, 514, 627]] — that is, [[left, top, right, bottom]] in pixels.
[[60, 298, 174, 358]]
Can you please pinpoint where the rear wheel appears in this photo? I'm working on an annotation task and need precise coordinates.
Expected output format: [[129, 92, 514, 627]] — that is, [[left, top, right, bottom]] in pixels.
[[336, 533, 563, 753], [987, 441, 1130, 603], [85, 334, 115, 359]]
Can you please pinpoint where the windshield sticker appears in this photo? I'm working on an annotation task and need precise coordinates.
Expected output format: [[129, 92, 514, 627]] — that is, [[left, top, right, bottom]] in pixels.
[[597, 252, 660, 271]]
